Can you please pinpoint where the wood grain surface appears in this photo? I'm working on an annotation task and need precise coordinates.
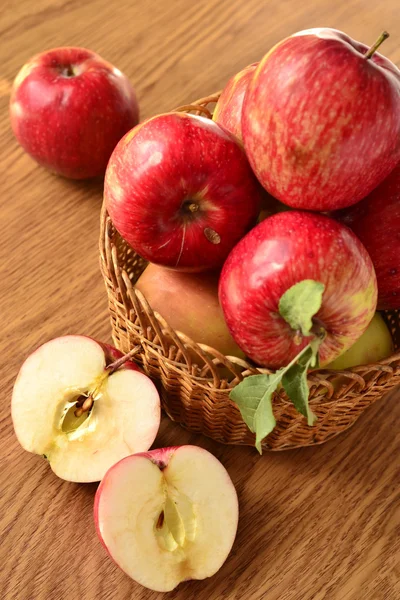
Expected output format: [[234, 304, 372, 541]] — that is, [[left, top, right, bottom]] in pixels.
[[1, 1, 400, 599]]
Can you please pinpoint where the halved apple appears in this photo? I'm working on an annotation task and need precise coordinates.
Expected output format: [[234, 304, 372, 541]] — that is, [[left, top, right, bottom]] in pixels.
[[94, 446, 239, 592], [12, 335, 161, 482]]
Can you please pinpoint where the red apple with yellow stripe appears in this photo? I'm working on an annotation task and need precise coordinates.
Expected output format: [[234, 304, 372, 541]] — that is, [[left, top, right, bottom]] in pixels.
[[242, 29, 400, 211], [219, 211, 378, 369]]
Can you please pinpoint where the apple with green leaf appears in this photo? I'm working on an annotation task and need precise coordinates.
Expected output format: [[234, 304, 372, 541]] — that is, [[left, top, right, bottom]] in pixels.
[[243, 29, 400, 210], [12, 336, 160, 482], [220, 211, 378, 450], [94, 446, 239, 592]]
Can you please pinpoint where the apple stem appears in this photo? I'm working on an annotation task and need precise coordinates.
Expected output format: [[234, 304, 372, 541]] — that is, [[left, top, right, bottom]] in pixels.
[[106, 345, 141, 376], [73, 346, 141, 418], [365, 31, 389, 59]]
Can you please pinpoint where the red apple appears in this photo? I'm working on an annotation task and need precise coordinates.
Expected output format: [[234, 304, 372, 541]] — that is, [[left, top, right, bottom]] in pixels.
[[10, 47, 139, 179], [94, 446, 239, 591], [105, 112, 262, 271], [136, 263, 245, 358], [242, 29, 400, 211], [335, 162, 400, 310], [219, 211, 377, 368], [213, 62, 258, 142]]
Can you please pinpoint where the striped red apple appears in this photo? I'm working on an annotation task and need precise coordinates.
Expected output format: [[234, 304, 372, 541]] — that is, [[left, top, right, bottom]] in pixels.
[[10, 47, 139, 179], [219, 211, 378, 369], [105, 112, 262, 272], [242, 29, 400, 211], [213, 62, 258, 142]]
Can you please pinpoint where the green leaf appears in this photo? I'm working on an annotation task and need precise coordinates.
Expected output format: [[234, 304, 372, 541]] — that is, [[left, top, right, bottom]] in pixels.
[[279, 280, 325, 337], [229, 335, 323, 452], [230, 374, 280, 453], [282, 344, 318, 426]]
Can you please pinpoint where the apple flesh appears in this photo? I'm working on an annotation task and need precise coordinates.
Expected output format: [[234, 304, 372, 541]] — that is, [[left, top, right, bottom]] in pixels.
[[219, 211, 378, 368], [243, 28, 400, 211], [12, 336, 160, 482], [136, 263, 245, 358], [213, 62, 258, 142], [335, 162, 400, 310], [10, 47, 139, 179], [94, 446, 239, 592], [327, 312, 393, 370], [105, 112, 262, 271]]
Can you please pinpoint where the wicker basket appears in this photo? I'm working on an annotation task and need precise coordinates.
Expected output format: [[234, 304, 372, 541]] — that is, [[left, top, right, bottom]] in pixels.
[[99, 93, 400, 451]]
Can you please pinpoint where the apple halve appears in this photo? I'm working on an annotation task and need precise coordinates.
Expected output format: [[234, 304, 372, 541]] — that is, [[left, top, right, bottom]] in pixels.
[[12, 335, 161, 482], [94, 446, 239, 592]]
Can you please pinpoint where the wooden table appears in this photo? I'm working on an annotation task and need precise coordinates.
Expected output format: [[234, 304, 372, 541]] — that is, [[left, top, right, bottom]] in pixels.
[[1, 1, 399, 598]]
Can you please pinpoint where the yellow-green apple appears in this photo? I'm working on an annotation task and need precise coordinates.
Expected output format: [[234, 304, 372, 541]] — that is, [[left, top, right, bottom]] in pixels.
[[242, 29, 400, 211], [136, 263, 245, 358], [327, 312, 393, 370], [213, 62, 258, 142], [105, 112, 262, 271], [335, 162, 400, 310], [94, 446, 239, 592], [12, 336, 160, 482], [219, 211, 377, 369], [10, 47, 139, 179]]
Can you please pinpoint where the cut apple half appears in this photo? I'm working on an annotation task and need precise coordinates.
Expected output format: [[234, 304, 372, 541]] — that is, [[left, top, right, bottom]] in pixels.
[[94, 446, 239, 592], [12, 335, 161, 482]]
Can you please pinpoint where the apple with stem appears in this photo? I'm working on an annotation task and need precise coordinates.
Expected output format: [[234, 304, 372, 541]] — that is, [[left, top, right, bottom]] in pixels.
[[136, 263, 245, 358], [213, 62, 258, 142], [10, 47, 139, 179], [335, 162, 400, 310], [243, 29, 400, 210], [12, 336, 160, 482], [219, 211, 378, 369], [94, 446, 239, 592], [105, 112, 262, 271]]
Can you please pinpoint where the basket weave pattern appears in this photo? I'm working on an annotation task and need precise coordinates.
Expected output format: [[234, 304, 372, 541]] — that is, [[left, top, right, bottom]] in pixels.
[[99, 93, 400, 451]]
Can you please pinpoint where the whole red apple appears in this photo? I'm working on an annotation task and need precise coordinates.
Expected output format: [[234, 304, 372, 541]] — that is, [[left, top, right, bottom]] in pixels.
[[219, 211, 377, 368], [213, 62, 258, 142], [242, 29, 400, 211], [105, 112, 262, 271], [10, 47, 139, 179], [336, 162, 400, 310]]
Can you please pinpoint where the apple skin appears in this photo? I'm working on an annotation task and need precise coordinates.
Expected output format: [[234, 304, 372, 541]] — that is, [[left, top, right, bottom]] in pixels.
[[327, 312, 393, 370], [135, 263, 245, 358], [335, 162, 400, 310], [105, 112, 262, 271], [242, 28, 400, 211], [213, 62, 258, 142], [219, 211, 378, 369], [10, 47, 139, 179]]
